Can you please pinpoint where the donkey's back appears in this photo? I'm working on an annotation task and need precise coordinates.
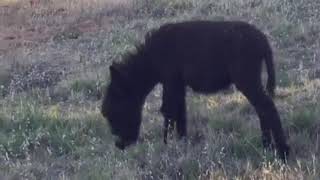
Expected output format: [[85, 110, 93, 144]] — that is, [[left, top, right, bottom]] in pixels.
[[145, 21, 274, 94]]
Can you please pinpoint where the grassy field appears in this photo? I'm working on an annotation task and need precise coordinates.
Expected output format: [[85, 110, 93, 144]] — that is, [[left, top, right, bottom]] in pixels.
[[0, 0, 320, 179]]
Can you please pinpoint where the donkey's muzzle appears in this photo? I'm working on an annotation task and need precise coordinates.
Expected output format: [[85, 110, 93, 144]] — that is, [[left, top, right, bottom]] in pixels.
[[114, 136, 135, 150]]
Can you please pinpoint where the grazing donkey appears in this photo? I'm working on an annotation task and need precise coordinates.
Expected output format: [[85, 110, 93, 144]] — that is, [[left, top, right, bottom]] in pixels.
[[101, 20, 290, 160]]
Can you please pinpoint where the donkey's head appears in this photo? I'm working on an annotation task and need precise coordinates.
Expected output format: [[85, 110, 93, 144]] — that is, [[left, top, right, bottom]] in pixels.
[[101, 63, 143, 149]]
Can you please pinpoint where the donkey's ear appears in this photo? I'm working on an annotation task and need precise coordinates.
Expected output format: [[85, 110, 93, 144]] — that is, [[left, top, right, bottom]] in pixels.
[[109, 63, 131, 94], [109, 63, 130, 86], [109, 63, 123, 80]]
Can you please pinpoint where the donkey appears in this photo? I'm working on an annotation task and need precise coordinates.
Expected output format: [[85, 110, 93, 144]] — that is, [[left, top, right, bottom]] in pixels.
[[101, 20, 290, 160]]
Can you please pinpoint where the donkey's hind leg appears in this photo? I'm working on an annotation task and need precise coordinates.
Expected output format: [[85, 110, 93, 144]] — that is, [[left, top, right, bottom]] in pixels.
[[235, 81, 289, 160]]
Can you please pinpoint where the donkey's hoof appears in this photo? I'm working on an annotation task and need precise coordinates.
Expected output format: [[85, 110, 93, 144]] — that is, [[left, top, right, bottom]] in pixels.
[[278, 144, 290, 162]]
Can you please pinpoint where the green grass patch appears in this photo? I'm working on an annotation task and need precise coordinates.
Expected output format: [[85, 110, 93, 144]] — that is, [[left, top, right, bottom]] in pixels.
[[0, 101, 108, 159], [277, 70, 292, 87], [178, 159, 201, 180], [0, 69, 11, 97], [288, 107, 319, 133], [70, 79, 104, 99], [133, 0, 193, 18], [109, 28, 139, 58], [208, 115, 246, 135], [227, 131, 263, 160]]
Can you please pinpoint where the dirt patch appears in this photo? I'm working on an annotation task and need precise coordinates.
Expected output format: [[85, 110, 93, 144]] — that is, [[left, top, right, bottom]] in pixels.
[[9, 61, 65, 94], [0, 0, 127, 54], [0, 0, 19, 7], [0, 25, 56, 53]]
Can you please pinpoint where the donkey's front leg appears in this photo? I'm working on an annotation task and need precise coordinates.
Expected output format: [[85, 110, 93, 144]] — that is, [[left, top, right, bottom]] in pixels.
[[175, 85, 187, 138], [161, 90, 175, 144], [161, 80, 187, 143]]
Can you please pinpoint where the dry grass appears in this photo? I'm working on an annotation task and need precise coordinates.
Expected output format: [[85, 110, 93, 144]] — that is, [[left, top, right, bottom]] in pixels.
[[0, 0, 320, 179]]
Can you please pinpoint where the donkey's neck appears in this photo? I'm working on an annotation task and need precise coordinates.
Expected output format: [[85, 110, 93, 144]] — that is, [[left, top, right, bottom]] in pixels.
[[124, 58, 157, 99]]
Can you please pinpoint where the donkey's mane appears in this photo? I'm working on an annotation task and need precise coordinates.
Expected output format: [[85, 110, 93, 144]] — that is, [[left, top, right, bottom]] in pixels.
[[119, 26, 161, 68]]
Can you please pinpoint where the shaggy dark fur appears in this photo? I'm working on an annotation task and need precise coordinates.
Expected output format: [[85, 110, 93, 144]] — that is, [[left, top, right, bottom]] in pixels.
[[101, 20, 290, 160]]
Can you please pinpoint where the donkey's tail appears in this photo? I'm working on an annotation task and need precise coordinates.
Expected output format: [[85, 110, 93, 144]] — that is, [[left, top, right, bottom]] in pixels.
[[264, 45, 276, 97]]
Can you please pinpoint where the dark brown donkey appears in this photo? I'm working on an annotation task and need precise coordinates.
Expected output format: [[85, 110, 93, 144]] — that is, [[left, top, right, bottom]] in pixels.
[[101, 20, 290, 160]]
